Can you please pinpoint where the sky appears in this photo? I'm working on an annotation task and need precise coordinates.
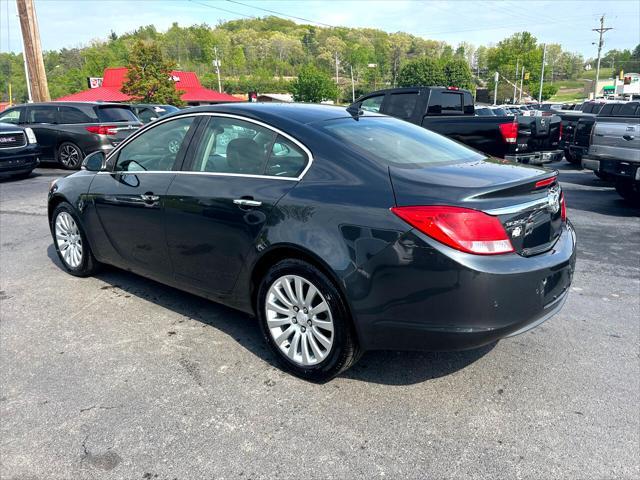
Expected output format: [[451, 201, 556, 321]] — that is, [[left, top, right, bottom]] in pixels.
[[1, 0, 639, 59]]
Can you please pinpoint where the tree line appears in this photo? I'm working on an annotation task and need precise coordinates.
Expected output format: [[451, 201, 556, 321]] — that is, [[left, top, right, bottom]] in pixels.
[[1, 16, 637, 104]]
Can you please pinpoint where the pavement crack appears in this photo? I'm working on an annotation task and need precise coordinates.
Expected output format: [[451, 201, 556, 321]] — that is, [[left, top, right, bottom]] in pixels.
[[80, 405, 119, 413], [0, 209, 47, 217]]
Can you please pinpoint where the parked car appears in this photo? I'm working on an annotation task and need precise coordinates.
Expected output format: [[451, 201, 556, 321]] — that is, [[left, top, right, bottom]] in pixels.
[[128, 104, 180, 124], [351, 87, 563, 165], [0, 122, 39, 179], [582, 101, 640, 203], [48, 103, 576, 381], [0, 102, 141, 169], [475, 106, 496, 116]]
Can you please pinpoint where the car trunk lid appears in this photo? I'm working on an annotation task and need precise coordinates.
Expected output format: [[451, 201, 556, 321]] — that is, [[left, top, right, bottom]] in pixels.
[[389, 159, 564, 256]]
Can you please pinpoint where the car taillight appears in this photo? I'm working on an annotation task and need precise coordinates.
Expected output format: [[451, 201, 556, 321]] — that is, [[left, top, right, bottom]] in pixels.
[[560, 192, 567, 222], [391, 206, 514, 255], [86, 125, 118, 135], [534, 175, 557, 189], [499, 121, 518, 144]]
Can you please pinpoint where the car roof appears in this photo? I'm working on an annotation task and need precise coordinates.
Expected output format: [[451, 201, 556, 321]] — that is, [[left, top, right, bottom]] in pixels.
[[8, 101, 128, 108], [171, 102, 384, 126]]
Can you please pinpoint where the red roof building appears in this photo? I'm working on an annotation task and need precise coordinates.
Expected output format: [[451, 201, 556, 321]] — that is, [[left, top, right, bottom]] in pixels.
[[56, 67, 241, 105]]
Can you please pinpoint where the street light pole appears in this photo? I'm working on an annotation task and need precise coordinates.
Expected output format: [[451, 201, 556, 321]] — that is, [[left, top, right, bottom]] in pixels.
[[213, 46, 222, 93], [513, 58, 519, 104], [493, 72, 499, 105], [538, 44, 547, 103]]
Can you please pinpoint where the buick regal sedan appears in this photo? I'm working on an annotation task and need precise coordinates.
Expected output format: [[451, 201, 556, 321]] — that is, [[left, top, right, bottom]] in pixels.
[[48, 103, 576, 381]]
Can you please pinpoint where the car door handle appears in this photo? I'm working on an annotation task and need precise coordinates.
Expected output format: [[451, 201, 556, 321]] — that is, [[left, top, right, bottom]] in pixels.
[[233, 198, 262, 208], [623, 135, 634, 141], [140, 193, 160, 203]]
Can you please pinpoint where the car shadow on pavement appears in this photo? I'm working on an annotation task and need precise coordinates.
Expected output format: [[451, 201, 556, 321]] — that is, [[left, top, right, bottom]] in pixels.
[[47, 244, 495, 386]]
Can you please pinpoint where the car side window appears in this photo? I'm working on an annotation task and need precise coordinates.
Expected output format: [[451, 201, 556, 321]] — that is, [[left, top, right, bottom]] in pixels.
[[189, 117, 276, 175], [427, 92, 463, 115], [137, 108, 157, 123], [58, 106, 92, 124], [264, 135, 308, 178], [617, 102, 639, 117], [360, 96, 384, 113], [385, 93, 417, 119], [27, 106, 58, 124], [114, 116, 195, 172], [0, 108, 21, 124]]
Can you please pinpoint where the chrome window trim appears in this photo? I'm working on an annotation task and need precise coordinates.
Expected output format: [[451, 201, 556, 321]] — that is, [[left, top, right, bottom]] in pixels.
[[484, 197, 548, 216], [103, 112, 313, 181]]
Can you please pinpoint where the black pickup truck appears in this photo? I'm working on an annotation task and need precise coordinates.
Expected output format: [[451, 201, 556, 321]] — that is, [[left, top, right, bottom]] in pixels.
[[556, 100, 606, 164], [350, 87, 563, 164]]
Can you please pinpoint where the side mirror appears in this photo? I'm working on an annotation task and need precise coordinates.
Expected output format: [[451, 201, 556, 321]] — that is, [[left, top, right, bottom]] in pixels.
[[82, 151, 106, 172]]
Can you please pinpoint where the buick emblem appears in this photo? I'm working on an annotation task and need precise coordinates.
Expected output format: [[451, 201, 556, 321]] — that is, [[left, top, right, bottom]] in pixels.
[[547, 186, 560, 214]]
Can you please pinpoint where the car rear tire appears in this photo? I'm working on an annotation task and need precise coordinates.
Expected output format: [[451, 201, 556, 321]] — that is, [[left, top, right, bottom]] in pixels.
[[614, 180, 640, 206], [57, 142, 84, 170], [564, 150, 580, 164], [51, 202, 99, 276], [257, 259, 360, 382]]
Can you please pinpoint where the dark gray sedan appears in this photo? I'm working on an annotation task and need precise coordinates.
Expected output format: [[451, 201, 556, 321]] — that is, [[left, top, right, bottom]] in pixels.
[[47, 103, 576, 381]]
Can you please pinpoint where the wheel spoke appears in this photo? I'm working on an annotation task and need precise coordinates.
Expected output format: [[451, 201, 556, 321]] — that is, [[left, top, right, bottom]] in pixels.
[[266, 300, 290, 316], [304, 283, 318, 307], [274, 325, 294, 347], [287, 330, 301, 360], [294, 277, 304, 304], [307, 332, 324, 360], [282, 277, 297, 305], [273, 284, 293, 307], [309, 301, 328, 317], [313, 318, 334, 333], [266, 316, 291, 328], [301, 333, 311, 364], [311, 326, 332, 349]]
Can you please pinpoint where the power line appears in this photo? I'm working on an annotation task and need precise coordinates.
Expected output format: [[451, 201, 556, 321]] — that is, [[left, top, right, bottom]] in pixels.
[[187, 0, 255, 19], [225, 0, 336, 27]]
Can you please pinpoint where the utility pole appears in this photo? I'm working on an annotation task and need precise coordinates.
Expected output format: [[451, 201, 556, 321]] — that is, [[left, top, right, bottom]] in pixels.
[[213, 46, 222, 93], [512, 60, 518, 104], [335, 52, 339, 84], [16, 0, 49, 102], [519, 65, 525, 103], [538, 44, 547, 103], [592, 15, 613, 99], [493, 72, 499, 105]]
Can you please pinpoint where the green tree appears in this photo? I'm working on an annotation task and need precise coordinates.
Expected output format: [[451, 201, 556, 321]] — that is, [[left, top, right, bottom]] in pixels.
[[540, 83, 558, 101], [397, 57, 445, 87], [122, 40, 184, 105], [443, 58, 474, 90], [289, 64, 338, 102]]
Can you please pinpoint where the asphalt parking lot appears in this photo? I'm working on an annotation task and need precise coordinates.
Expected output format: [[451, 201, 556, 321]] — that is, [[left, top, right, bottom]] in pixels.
[[1, 162, 638, 480]]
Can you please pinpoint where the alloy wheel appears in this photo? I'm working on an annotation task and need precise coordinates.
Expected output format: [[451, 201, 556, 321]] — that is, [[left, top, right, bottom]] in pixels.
[[59, 144, 81, 168], [265, 275, 335, 366], [55, 212, 83, 268]]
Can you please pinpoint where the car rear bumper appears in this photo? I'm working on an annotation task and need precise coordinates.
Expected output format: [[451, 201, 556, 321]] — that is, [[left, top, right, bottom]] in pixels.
[[345, 221, 577, 351], [581, 156, 601, 172], [600, 158, 640, 183], [0, 146, 40, 175], [505, 149, 564, 165]]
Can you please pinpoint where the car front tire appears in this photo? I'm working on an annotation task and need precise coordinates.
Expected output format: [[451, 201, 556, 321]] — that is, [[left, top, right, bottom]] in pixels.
[[51, 202, 99, 276], [614, 180, 640, 206], [57, 142, 84, 170], [257, 259, 360, 382]]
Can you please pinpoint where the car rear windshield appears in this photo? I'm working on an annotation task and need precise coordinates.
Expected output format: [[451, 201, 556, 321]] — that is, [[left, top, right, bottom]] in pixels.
[[96, 106, 138, 123], [319, 116, 485, 167]]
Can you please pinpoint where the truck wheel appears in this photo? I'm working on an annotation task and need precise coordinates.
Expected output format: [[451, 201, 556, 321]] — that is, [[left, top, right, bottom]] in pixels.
[[564, 151, 580, 165], [614, 180, 640, 206]]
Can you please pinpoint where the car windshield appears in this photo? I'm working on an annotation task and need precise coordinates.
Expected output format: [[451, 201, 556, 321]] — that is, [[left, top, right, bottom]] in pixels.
[[493, 107, 508, 115], [319, 116, 485, 167]]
